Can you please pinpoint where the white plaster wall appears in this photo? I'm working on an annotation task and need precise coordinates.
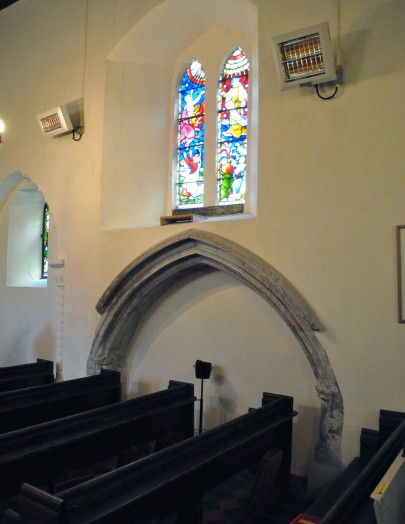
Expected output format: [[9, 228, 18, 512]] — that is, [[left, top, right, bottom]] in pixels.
[[0, 0, 404, 476]]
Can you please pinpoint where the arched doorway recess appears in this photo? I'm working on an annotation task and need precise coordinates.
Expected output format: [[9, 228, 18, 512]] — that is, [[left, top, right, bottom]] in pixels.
[[89, 228, 343, 467]]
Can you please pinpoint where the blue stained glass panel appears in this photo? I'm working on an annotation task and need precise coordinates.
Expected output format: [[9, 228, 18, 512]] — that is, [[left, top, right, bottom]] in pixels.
[[176, 59, 206, 207], [217, 48, 249, 205]]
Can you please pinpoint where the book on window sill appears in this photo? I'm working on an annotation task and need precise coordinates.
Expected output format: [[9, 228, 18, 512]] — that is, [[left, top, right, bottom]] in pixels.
[[289, 514, 321, 524], [160, 214, 206, 225]]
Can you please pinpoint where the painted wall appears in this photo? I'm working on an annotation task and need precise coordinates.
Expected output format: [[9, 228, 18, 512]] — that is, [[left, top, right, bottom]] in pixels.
[[0, 0, 404, 478]]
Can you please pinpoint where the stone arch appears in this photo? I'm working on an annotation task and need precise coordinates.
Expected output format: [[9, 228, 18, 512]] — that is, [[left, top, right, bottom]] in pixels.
[[89, 228, 343, 466]]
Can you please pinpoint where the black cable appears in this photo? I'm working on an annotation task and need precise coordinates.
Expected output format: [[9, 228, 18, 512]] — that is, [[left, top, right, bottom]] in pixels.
[[315, 83, 338, 100], [72, 127, 84, 141]]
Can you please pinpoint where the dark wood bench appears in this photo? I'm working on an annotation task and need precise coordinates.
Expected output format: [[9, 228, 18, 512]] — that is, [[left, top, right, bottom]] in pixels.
[[0, 368, 121, 434], [297, 409, 405, 524], [12, 392, 296, 524], [0, 379, 194, 511], [0, 359, 54, 392]]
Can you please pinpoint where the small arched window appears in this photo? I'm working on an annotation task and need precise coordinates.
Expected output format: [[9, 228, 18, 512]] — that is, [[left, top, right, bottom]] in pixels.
[[41, 203, 49, 279], [176, 58, 206, 208], [217, 47, 249, 206]]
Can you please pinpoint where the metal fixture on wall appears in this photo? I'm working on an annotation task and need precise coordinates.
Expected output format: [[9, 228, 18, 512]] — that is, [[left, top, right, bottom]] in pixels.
[[35, 3, 88, 142], [194, 360, 213, 434], [272, 21, 344, 100], [36, 105, 83, 141]]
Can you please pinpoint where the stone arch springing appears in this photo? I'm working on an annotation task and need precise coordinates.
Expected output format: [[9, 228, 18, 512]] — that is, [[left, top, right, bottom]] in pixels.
[[89, 228, 343, 466]]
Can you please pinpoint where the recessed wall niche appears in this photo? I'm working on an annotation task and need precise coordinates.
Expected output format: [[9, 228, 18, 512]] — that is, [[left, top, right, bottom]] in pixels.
[[1, 174, 47, 288], [100, 0, 258, 228]]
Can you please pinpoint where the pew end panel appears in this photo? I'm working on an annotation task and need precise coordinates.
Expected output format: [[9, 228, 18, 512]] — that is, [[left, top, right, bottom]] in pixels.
[[261, 392, 295, 493], [378, 409, 405, 445]]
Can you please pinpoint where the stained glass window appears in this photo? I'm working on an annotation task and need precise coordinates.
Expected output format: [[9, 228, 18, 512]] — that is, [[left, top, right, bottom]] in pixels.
[[41, 203, 49, 279], [176, 58, 206, 207], [217, 48, 249, 205]]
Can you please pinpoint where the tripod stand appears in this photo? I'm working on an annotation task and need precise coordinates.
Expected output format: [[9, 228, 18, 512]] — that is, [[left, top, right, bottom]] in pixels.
[[194, 360, 213, 434]]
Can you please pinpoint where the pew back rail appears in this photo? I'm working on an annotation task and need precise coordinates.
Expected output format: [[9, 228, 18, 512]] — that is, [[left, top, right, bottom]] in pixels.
[[0, 369, 121, 434], [0, 359, 54, 393], [17, 393, 296, 524], [0, 380, 195, 505]]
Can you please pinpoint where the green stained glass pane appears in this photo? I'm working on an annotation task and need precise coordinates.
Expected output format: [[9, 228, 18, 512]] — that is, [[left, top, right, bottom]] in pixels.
[[218, 138, 247, 204], [41, 203, 49, 279], [217, 48, 249, 205]]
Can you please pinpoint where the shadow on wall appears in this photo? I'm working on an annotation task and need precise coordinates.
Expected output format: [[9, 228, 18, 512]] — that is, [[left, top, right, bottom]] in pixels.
[[126, 380, 161, 399], [204, 365, 238, 427], [34, 325, 56, 363], [292, 404, 321, 477], [0, 324, 55, 367], [341, 1, 405, 84], [128, 268, 239, 377]]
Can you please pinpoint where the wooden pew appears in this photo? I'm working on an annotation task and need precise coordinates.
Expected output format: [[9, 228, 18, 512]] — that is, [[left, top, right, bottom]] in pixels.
[[0, 359, 54, 392], [0, 369, 121, 434], [360, 409, 405, 463], [13, 393, 295, 524], [0, 380, 195, 511], [295, 409, 405, 524]]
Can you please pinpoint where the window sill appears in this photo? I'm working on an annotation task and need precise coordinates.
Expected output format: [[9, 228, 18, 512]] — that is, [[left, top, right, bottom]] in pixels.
[[7, 280, 48, 288], [161, 207, 255, 226], [196, 211, 255, 223], [172, 204, 244, 218]]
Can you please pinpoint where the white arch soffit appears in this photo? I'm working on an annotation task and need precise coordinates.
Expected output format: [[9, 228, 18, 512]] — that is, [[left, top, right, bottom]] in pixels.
[[89, 228, 343, 465], [0, 172, 27, 212], [107, 0, 257, 64]]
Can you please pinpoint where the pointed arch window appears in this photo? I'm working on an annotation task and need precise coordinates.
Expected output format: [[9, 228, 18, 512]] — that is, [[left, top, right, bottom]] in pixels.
[[174, 47, 250, 216], [41, 203, 49, 279], [217, 47, 249, 205], [176, 58, 206, 208]]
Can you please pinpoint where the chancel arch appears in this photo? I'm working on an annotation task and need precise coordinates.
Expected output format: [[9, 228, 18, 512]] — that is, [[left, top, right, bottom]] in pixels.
[[89, 229, 343, 469]]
